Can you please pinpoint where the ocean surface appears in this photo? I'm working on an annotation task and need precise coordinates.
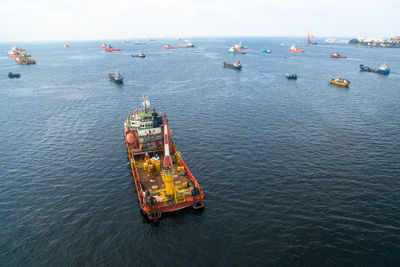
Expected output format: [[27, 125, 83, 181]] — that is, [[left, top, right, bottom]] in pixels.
[[1, 37, 400, 266]]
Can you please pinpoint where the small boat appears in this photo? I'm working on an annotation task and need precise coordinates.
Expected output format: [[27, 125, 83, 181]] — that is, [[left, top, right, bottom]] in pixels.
[[228, 46, 237, 54], [178, 42, 195, 48], [377, 64, 390, 75], [135, 41, 146, 45], [101, 44, 107, 48], [289, 44, 305, 52], [104, 45, 122, 52], [8, 72, 21, 78], [223, 61, 242, 70], [330, 52, 347, 58], [15, 57, 36, 65], [124, 40, 130, 43], [262, 49, 271, 53], [64, 44, 69, 48], [330, 77, 350, 87], [285, 72, 297, 79], [164, 44, 177, 49], [131, 52, 146, 58], [234, 41, 248, 50], [360, 64, 390, 75], [109, 72, 123, 84]]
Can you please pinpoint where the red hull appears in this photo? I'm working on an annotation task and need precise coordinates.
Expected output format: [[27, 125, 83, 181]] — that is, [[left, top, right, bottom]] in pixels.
[[164, 46, 177, 49], [330, 55, 347, 58], [289, 49, 305, 52], [104, 48, 122, 52]]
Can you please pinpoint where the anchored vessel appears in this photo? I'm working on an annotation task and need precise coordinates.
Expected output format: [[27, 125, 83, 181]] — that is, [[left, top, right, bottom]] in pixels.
[[285, 72, 297, 79], [104, 45, 122, 52], [360, 64, 390, 75], [131, 52, 146, 58], [289, 44, 305, 52], [124, 97, 205, 221], [224, 61, 242, 70], [330, 77, 350, 87], [108, 72, 123, 84], [330, 52, 347, 58], [8, 72, 21, 78]]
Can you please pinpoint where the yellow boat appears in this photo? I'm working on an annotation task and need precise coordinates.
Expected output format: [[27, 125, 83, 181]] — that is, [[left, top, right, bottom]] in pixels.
[[330, 77, 350, 87]]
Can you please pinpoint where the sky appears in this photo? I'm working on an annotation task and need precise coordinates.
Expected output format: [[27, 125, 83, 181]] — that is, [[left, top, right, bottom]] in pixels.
[[0, 0, 399, 42]]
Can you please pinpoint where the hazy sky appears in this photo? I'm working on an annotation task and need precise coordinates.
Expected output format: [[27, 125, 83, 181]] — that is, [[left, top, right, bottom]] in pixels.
[[1, 0, 399, 41]]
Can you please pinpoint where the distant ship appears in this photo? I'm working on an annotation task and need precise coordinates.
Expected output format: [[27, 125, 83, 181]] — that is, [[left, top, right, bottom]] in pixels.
[[234, 41, 247, 50], [179, 41, 195, 48], [289, 44, 305, 52], [104, 45, 122, 52], [135, 41, 146, 45], [307, 33, 317, 45], [64, 44, 69, 48], [164, 44, 177, 49], [325, 38, 349, 44], [330, 52, 347, 58]]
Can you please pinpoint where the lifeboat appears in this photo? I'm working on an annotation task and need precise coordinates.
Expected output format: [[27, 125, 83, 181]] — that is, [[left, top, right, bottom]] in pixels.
[[330, 53, 347, 58], [289, 44, 305, 52]]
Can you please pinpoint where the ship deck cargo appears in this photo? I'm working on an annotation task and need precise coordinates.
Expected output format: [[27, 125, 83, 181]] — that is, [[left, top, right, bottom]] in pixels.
[[124, 97, 204, 221]]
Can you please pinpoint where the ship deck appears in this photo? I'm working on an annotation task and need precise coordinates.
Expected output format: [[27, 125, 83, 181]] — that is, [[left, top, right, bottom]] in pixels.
[[134, 154, 194, 203]]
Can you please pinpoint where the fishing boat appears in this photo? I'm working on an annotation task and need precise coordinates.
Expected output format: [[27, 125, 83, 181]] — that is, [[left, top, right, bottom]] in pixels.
[[179, 42, 195, 48], [360, 64, 390, 75], [285, 72, 297, 79], [164, 44, 177, 49], [223, 61, 242, 70], [330, 52, 347, 58], [64, 44, 70, 48], [262, 49, 271, 53], [8, 72, 21, 78], [101, 44, 107, 48], [234, 41, 247, 50], [124, 97, 205, 221], [15, 57, 36, 65], [108, 72, 123, 84], [289, 44, 305, 52], [131, 52, 146, 58], [135, 41, 146, 45], [330, 77, 350, 87], [104, 45, 122, 52]]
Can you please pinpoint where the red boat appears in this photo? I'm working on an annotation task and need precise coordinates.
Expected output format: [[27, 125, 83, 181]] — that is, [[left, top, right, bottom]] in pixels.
[[124, 97, 204, 221], [289, 44, 305, 52], [164, 44, 177, 49], [104, 45, 122, 52], [330, 53, 347, 58]]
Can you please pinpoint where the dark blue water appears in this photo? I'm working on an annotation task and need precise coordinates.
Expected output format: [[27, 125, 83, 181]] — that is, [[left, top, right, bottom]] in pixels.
[[1, 37, 400, 265]]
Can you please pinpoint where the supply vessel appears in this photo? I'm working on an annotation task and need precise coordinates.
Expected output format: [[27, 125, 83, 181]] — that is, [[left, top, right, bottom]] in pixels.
[[124, 97, 205, 221]]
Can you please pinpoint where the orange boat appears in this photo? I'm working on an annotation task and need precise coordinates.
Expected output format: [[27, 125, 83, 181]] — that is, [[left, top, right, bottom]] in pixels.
[[124, 97, 205, 221], [164, 44, 177, 49], [289, 44, 305, 52], [104, 45, 122, 52]]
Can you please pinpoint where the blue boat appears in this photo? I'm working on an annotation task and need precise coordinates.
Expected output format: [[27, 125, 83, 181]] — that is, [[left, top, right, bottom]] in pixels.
[[360, 64, 390, 75], [262, 49, 271, 53], [377, 64, 390, 75]]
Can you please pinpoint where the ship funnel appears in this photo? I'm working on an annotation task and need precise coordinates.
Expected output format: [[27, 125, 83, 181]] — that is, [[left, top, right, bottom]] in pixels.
[[142, 96, 150, 112]]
